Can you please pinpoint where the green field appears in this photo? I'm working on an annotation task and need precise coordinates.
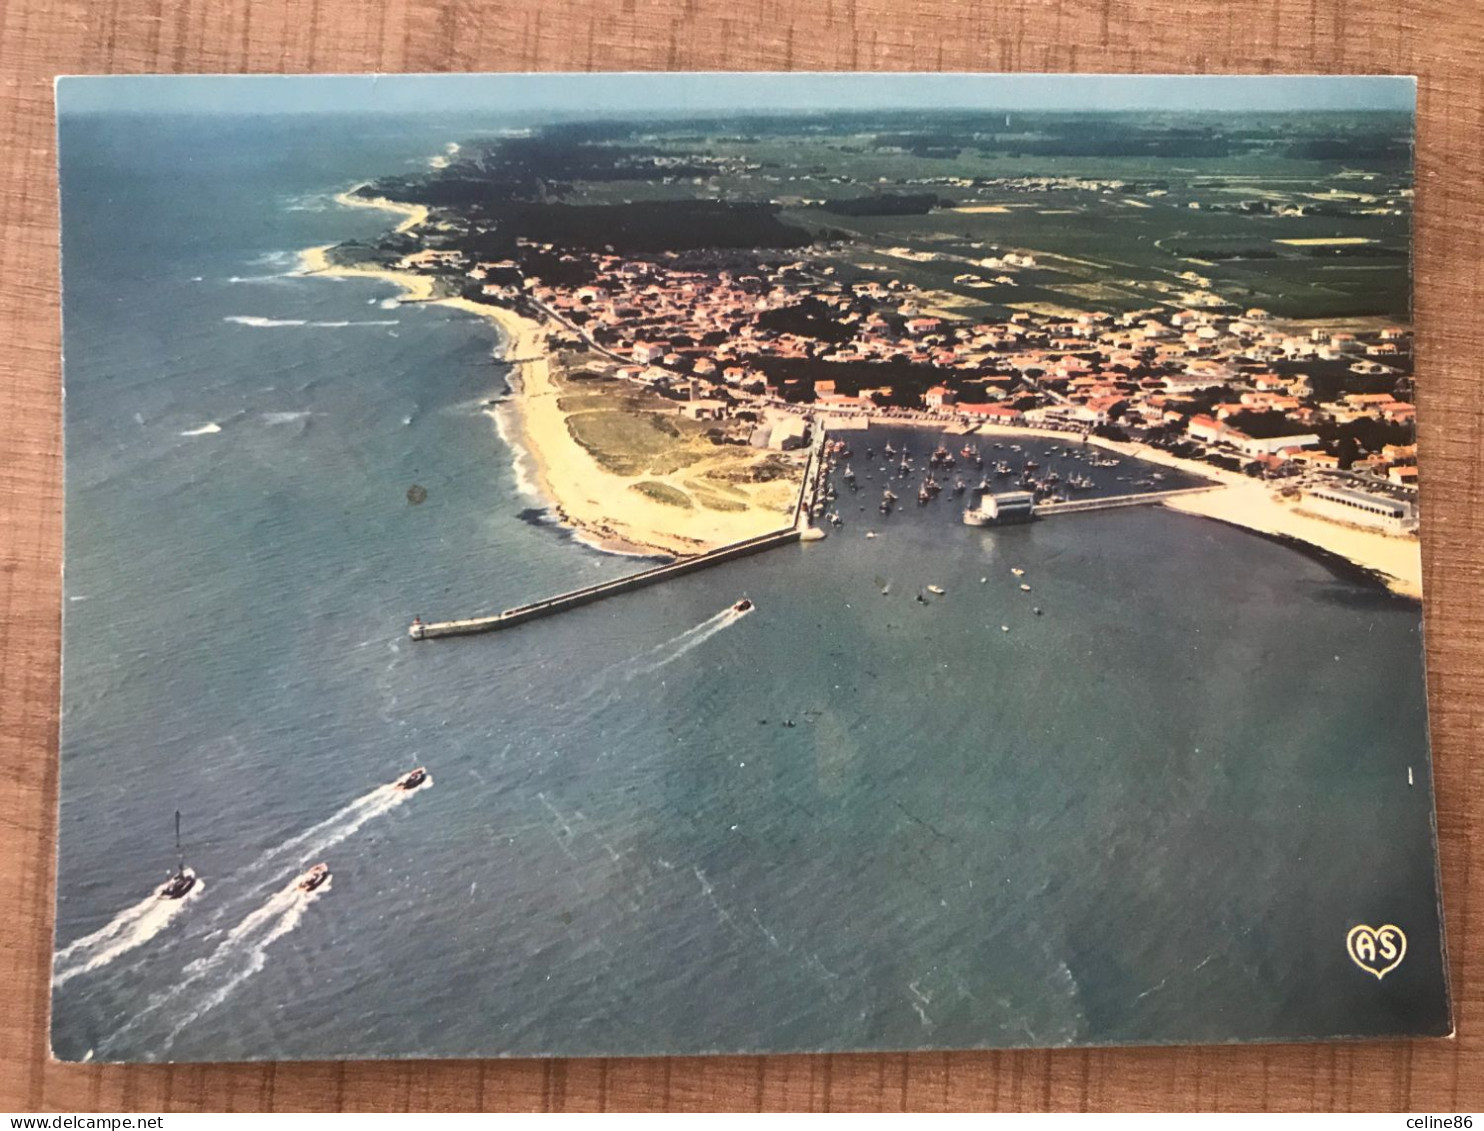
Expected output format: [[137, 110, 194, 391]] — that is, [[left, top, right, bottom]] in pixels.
[[553, 115, 1411, 321]]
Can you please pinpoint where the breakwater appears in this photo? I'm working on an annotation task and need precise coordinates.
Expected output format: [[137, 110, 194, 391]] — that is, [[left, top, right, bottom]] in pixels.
[[410, 526, 804, 639], [413, 427, 830, 641], [1034, 484, 1219, 516]]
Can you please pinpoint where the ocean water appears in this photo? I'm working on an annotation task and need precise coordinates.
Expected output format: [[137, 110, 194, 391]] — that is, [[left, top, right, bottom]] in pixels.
[[52, 112, 1449, 1062]]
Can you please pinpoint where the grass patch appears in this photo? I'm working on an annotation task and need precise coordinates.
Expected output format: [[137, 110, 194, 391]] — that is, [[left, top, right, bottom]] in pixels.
[[567, 411, 686, 475], [685, 479, 750, 511], [692, 492, 749, 513], [648, 449, 707, 475], [697, 473, 751, 498], [631, 481, 693, 508]]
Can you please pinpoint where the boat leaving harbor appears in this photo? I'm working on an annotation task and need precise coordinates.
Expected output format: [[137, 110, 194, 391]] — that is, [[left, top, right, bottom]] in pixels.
[[395, 767, 430, 792], [158, 811, 197, 902], [297, 864, 331, 894]]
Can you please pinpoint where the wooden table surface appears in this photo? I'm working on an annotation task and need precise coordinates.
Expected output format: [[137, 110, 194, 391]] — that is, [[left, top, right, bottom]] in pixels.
[[2, 0, 1480, 1112]]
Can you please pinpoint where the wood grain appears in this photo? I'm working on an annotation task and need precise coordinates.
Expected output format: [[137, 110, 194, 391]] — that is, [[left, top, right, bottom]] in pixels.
[[2, 0, 1480, 1112]]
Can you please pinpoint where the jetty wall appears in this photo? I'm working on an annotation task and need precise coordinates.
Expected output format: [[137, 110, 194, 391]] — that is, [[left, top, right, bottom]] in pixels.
[[414, 526, 804, 640], [415, 427, 829, 641], [1033, 484, 1219, 516]]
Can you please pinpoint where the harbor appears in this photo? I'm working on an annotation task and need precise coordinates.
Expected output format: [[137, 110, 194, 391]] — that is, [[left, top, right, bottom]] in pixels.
[[409, 424, 1227, 640], [411, 429, 831, 640]]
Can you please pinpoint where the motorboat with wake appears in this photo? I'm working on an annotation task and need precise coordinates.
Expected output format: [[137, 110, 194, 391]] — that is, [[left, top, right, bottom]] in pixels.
[[394, 767, 430, 792], [297, 863, 331, 894], [731, 598, 754, 614], [158, 810, 198, 901]]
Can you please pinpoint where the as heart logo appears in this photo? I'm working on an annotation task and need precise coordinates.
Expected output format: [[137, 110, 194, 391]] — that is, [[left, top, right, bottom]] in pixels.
[[1346, 924, 1406, 980]]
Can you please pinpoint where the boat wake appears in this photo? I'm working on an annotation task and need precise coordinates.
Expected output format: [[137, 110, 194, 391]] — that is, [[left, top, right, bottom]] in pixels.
[[224, 315, 399, 329], [53, 881, 206, 988], [227, 779, 431, 911], [103, 874, 329, 1056], [630, 605, 749, 678]]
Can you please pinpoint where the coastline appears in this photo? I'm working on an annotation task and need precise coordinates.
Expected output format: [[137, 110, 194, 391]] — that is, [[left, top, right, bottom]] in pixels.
[[301, 189, 1419, 595], [297, 239, 799, 559], [961, 420, 1422, 599], [332, 190, 429, 234]]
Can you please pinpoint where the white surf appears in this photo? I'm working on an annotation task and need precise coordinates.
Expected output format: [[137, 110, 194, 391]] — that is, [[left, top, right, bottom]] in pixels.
[[104, 875, 328, 1054], [53, 881, 205, 987]]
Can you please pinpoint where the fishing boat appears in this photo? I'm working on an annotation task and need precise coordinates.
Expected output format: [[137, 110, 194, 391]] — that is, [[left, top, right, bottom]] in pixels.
[[297, 864, 331, 894], [157, 810, 197, 901], [395, 767, 430, 791]]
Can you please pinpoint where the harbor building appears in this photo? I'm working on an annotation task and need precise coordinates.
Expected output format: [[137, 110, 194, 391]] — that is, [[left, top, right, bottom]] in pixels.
[[1303, 485, 1418, 534], [964, 490, 1037, 526]]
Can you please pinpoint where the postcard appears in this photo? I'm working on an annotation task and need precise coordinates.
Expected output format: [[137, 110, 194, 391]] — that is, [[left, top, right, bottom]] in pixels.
[[51, 73, 1449, 1062]]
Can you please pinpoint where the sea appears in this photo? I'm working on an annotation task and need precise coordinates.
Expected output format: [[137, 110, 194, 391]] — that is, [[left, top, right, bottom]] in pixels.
[[52, 111, 1450, 1062]]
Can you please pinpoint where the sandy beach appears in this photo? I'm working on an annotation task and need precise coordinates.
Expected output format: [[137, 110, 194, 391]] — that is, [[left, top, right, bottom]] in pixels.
[[332, 189, 429, 234], [298, 240, 800, 558]]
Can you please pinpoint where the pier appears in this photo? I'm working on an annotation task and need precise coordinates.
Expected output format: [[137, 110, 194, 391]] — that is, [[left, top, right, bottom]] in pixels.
[[1033, 484, 1220, 516], [411, 526, 804, 639], [412, 429, 830, 641]]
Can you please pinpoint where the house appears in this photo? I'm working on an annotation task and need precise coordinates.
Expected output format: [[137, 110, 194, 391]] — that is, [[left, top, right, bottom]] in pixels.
[[1229, 431, 1321, 458], [767, 416, 811, 451], [1187, 414, 1225, 445], [924, 385, 958, 408], [1287, 449, 1339, 469], [632, 341, 667, 363], [679, 400, 726, 421], [959, 403, 1025, 424]]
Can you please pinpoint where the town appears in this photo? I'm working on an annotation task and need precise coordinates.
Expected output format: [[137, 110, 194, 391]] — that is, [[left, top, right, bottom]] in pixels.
[[390, 235, 1419, 537]]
